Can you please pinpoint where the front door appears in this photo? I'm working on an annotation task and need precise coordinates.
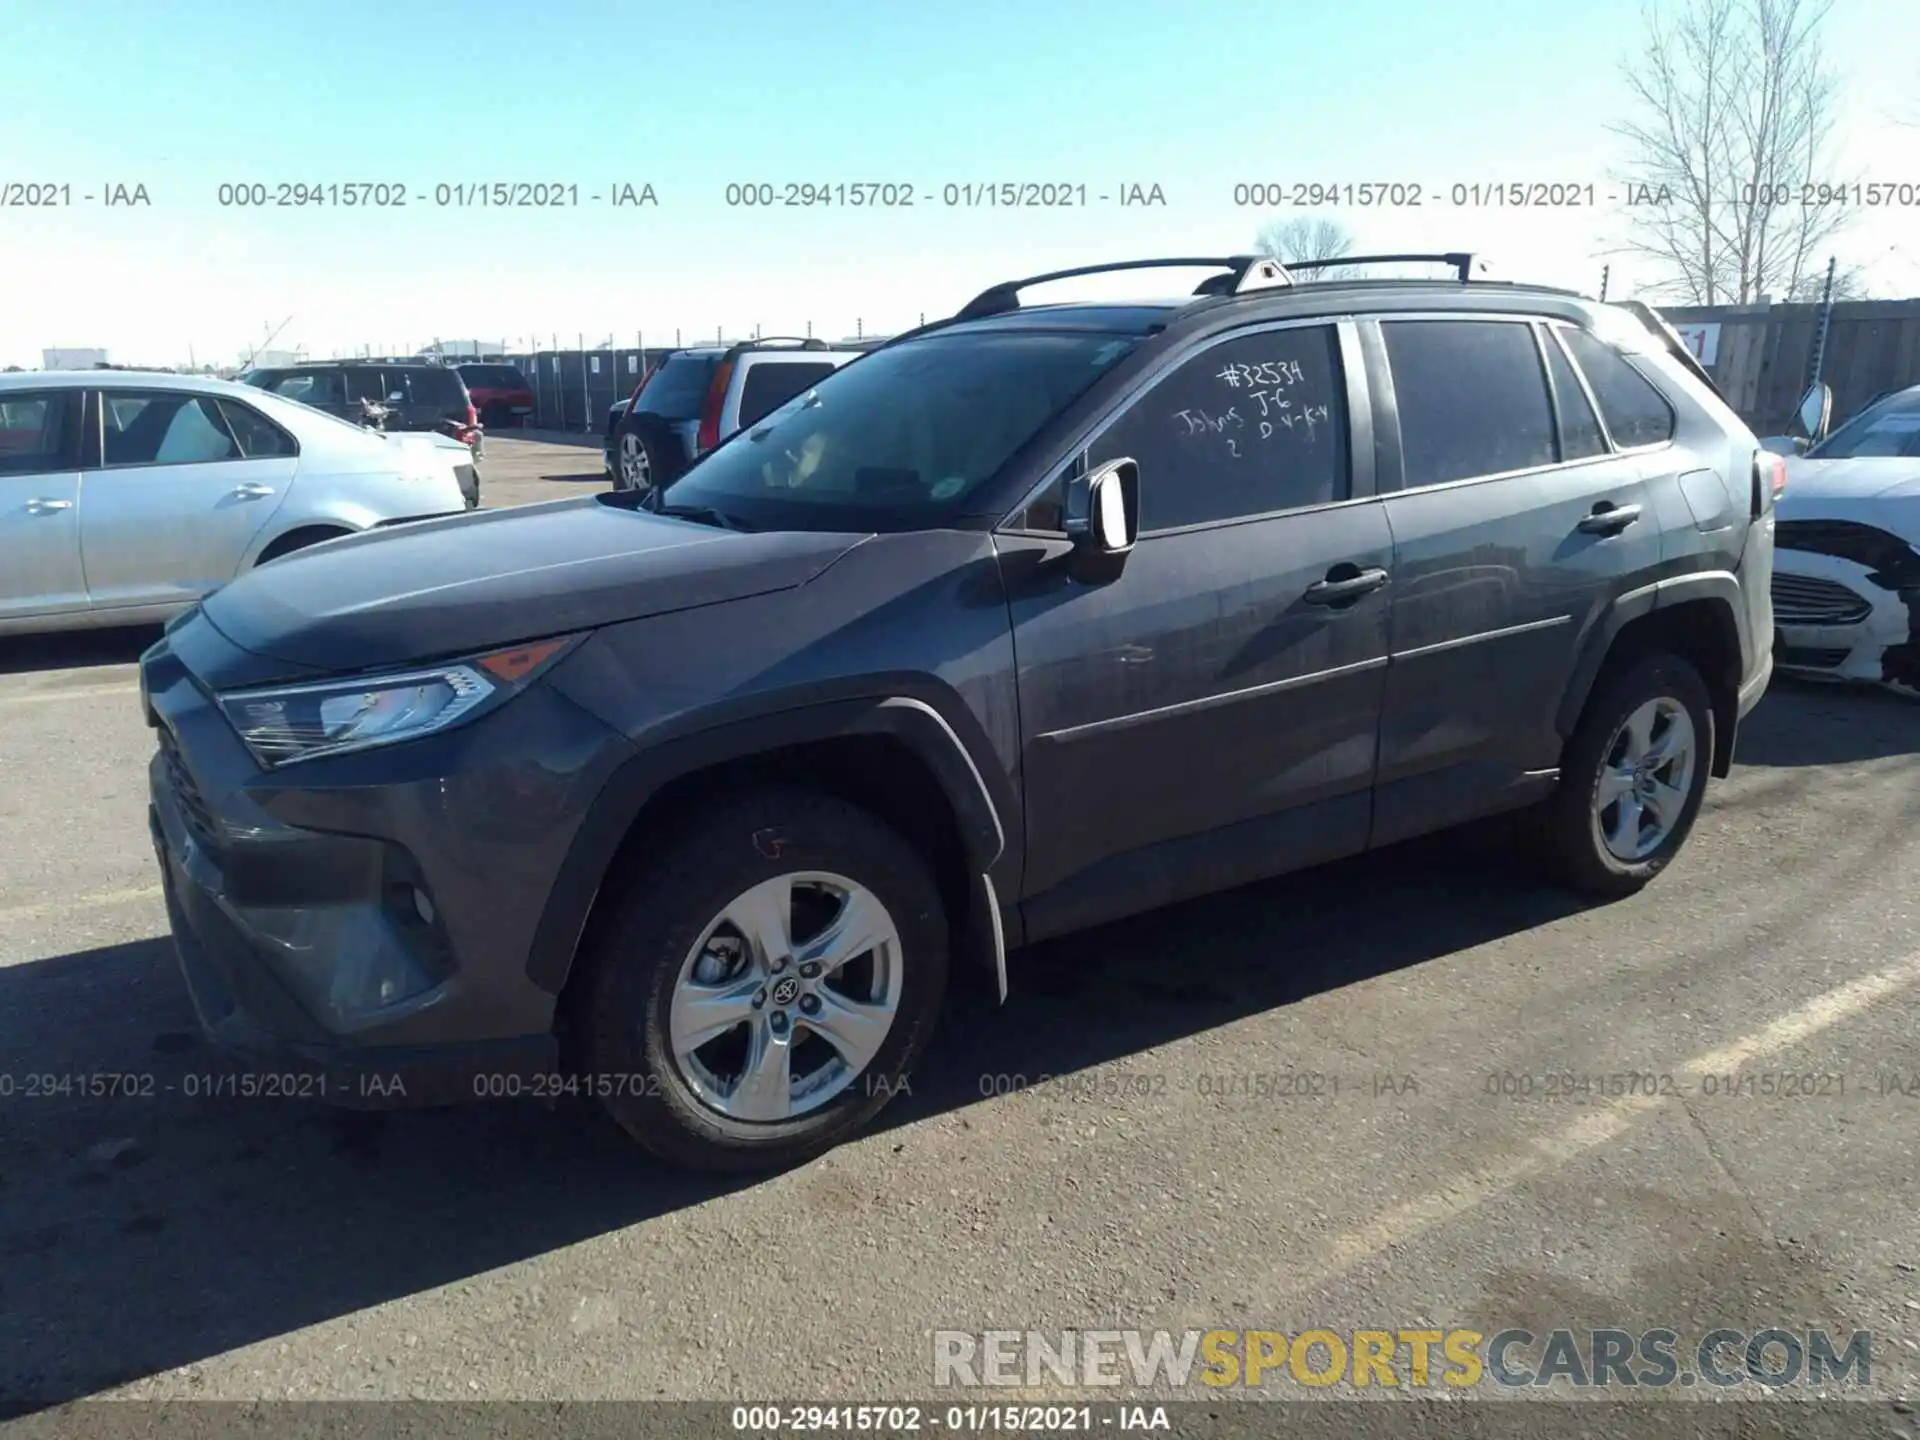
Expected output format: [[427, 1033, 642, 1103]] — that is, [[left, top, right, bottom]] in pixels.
[[78, 389, 295, 611], [999, 321, 1394, 938]]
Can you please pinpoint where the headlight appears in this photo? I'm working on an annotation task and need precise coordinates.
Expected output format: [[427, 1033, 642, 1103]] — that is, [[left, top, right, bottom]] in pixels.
[[217, 634, 581, 768]]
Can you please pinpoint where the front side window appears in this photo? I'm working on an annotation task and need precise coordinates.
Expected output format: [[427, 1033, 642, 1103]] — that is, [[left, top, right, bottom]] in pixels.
[[100, 392, 242, 467], [654, 331, 1142, 532], [1384, 319, 1558, 487], [0, 390, 79, 474], [1559, 326, 1676, 447], [265, 371, 346, 409], [1089, 325, 1349, 531]]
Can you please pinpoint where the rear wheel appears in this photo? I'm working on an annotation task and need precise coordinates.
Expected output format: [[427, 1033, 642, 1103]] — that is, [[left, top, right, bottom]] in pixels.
[[615, 425, 663, 490], [1536, 651, 1714, 897], [573, 788, 949, 1171]]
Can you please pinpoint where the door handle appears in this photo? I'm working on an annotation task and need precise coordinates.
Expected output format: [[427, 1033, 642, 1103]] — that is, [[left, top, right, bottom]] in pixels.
[[25, 498, 74, 514], [1577, 501, 1642, 535], [1303, 565, 1389, 605], [230, 482, 276, 499]]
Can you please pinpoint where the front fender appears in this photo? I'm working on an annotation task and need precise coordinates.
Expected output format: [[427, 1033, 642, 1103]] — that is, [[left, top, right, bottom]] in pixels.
[[523, 686, 1011, 996]]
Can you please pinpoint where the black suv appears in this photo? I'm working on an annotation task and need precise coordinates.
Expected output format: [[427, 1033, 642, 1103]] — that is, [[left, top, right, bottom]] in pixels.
[[143, 253, 1775, 1172], [243, 360, 479, 439]]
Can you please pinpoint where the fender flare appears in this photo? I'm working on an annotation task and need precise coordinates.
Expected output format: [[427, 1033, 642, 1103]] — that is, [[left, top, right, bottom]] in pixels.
[[524, 689, 1011, 995], [1554, 571, 1749, 774]]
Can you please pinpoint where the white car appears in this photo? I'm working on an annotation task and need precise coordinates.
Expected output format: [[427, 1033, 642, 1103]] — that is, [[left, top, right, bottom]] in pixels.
[[1771, 381, 1920, 696], [0, 370, 478, 636]]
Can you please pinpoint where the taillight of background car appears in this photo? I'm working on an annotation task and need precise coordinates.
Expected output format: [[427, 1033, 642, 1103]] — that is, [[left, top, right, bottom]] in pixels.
[[696, 359, 734, 454], [1753, 449, 1788, 516]]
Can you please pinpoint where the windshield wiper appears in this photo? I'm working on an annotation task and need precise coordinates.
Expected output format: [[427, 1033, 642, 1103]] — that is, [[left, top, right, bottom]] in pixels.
[[651, 501, 754, 532]]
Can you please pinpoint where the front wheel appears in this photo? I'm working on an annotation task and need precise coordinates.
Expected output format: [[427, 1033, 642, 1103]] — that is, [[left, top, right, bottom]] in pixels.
[[1536, 651, 1715, 897], [573, 788, 949, 1171]]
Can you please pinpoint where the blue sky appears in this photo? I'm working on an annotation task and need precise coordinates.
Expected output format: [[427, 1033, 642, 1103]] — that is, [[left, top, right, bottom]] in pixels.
[[1, 0, 1913, 367]]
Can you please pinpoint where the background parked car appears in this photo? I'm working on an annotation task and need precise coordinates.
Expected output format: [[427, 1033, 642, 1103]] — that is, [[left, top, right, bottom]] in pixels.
[[0, 370, 475, 635], [456, 363, 535, 428], [1771, 379, 1920, 695], [605, 338, 860, 491], [242, 360, 483, 458]]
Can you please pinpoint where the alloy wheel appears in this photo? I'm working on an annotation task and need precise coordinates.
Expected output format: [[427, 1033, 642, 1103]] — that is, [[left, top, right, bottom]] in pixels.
[[1592, 697, 1697, 862]]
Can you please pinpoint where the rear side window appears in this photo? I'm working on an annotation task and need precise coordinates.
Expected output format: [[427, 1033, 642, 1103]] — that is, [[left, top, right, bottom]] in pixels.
[[101, 392, 241, 467], [460, 365, 527, 389], [635, 354, 720, 420], [344, 368, 390, 404], [1559, 327, 1675, 447], [739, 361, 839, 428], [1543, 331, 1608, 460], [265, 371, 346, 408], [0, 391, 78, 474], [1093, 324, 1349, 531], [216, 398, 297, 457], [1383, 320, 1557, 487]]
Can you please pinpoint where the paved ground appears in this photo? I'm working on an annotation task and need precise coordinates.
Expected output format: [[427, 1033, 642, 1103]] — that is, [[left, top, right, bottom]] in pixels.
[[2, 449, 1919, 1414]]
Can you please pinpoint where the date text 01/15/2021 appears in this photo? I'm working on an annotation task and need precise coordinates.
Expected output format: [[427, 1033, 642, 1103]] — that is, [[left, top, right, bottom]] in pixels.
[[730, 1404, 1171, 1432]]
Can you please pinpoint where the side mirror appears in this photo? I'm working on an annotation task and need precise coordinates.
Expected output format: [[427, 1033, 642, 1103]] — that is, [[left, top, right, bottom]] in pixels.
[[1794, 382, 1832, 443], [1791, 435, 1809, 456], [1064, 457, 1138, 559]]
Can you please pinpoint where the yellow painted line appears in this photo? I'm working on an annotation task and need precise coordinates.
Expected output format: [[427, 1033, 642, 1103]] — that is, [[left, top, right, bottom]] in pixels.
[[0, 883, 163, 925], [1216, 952, 1920, 1311], [0, 682, 141, 707]]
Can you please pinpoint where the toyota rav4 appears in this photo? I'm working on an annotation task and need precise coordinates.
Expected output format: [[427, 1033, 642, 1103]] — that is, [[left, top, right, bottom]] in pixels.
[[142, 253, 1775, 1171]]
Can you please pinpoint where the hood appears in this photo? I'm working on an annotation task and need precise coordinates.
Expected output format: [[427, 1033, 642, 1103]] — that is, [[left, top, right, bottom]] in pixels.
[[201, 495, 865, 674], [1780, 455, 1920, 504]]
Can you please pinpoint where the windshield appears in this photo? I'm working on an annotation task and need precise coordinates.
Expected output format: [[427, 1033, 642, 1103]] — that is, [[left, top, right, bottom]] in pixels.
[[656, 330, 1142, 532], [1810, 389, 1920, 459]]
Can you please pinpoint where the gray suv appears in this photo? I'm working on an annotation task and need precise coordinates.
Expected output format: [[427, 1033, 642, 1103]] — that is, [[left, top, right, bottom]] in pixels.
[[141, 253, 1775, 1171]]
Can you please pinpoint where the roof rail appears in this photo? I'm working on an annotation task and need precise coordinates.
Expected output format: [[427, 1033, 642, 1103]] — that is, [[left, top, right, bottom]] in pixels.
[[955, 255, 1292, 321], [724, 336, 831, 353], [1286, 252, 1480, 282]]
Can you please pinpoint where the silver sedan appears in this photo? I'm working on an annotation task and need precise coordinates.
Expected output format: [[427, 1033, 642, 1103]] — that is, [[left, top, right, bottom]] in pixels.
[[0, 370, 478, 635]]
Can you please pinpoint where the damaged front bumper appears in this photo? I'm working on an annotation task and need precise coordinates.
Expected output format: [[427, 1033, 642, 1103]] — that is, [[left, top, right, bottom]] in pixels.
[[1771, 522, 1920, 696]]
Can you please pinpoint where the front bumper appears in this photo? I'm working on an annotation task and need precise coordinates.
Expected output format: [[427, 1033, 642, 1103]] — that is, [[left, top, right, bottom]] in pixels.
[[141, 614, 636, 1106], [1771, 551, 1919, 692]]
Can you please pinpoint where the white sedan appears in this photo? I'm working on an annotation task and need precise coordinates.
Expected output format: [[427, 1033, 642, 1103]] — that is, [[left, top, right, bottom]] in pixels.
[[1771, 382, 1920, 696], [1, 370, 478, 636]]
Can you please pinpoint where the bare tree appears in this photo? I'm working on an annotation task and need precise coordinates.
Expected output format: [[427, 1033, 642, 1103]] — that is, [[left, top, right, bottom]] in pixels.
[[1613, 0, 1851, 304], [1785, 260, 1870, 301], [1256, 215, 1363, 278]]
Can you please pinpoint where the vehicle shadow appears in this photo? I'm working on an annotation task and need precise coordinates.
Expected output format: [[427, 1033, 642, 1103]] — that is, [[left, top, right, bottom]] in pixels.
[[1733, 680, 1920, 767], [0, 625, 162, 677], [0, 817, 1567, 1415]]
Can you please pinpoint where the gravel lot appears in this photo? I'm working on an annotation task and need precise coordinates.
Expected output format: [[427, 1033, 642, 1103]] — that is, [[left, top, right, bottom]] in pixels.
[[2, 439, 1918, 1418]]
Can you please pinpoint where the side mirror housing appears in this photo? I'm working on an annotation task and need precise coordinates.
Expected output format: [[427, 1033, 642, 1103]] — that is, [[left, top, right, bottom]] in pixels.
[[1064, 458, 1139, 561], [1791, 435, 1809, 456], [1793, 382, 1833, 444]]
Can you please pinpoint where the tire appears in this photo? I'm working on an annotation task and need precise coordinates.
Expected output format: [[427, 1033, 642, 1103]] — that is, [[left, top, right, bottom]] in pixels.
[[613, 422, 667, 491], [1536, 650, 1715, 898], [573, 787, 949, 1172]]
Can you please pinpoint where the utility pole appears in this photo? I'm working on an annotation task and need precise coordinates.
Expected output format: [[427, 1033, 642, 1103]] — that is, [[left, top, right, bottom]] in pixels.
[[1806, 255, 1839, 391]]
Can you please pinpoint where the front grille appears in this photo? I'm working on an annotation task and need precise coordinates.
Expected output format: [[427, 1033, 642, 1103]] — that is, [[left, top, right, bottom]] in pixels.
[[1771, 573, 1872, 626], [1778, 645, 1851, 670], [158, 729, 219, 848]]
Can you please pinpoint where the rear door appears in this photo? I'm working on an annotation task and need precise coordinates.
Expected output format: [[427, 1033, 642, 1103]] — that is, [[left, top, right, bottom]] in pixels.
[[0, 388, 89, 621], [77, 388, 296, 610], [1368, 314, 1662, 844]]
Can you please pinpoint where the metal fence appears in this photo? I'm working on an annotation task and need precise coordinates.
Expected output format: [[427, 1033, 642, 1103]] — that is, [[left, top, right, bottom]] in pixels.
[[1661, 298, 1920, 435]]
